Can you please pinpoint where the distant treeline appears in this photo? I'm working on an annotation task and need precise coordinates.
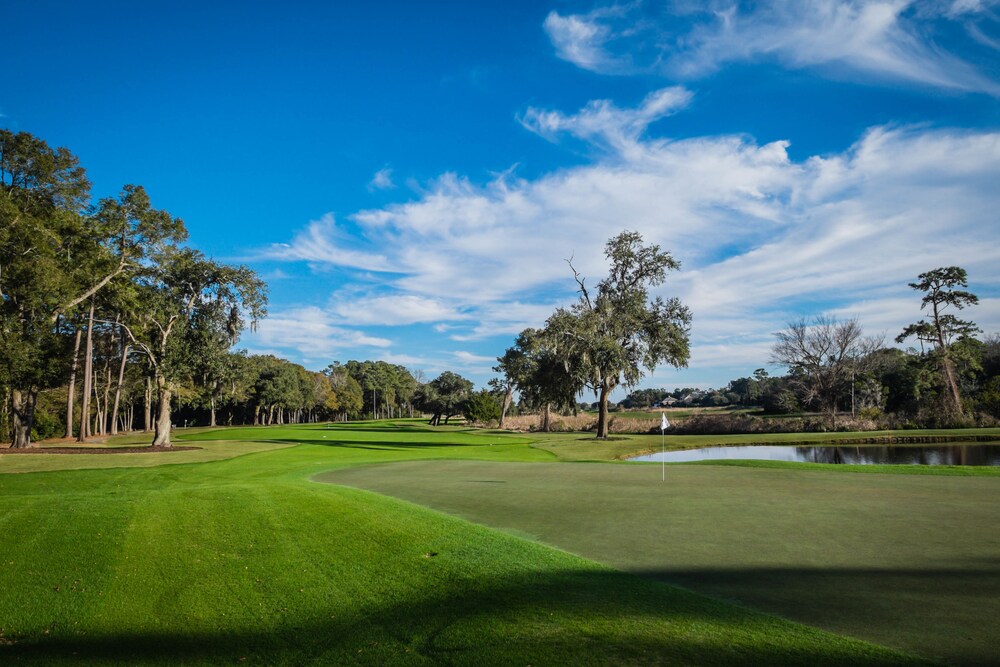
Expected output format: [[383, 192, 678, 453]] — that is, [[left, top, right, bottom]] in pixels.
[[0, 129, 485, 447], [620, 335, 1000, 428]]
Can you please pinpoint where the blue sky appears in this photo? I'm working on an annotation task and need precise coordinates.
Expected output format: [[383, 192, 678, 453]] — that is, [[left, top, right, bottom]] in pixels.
[[5, 0, 1000, 395]]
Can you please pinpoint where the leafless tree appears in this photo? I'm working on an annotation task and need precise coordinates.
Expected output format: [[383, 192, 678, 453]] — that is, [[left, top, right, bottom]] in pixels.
[[771, 316, 883, 427]]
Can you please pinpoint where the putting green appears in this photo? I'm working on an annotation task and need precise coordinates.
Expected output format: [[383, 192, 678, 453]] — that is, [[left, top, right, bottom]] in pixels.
[[319, 460, 1000, 665]]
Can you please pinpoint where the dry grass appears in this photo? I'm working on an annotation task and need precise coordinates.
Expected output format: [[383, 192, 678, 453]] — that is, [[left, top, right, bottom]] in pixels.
[[499, 414, 666, 434], [500, 414, 594, 432], [499, 412, 894, 435]]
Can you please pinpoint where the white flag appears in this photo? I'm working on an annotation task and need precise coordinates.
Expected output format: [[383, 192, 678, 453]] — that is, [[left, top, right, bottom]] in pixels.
[[661, 413, 670, 431]]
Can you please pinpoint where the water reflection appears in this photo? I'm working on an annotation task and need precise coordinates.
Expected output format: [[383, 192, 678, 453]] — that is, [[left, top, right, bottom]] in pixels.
[[632, 444, 1000, 466]]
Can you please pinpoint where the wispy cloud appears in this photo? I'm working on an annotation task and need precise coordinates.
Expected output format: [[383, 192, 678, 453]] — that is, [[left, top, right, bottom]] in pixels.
[[329, 294, 468, 326], [368, 166, 396, 191], [262, 91, 1000, 383], [520, 86, 693, 153], [246, 306, 392, 367], [260, 213, 394, 272], [544, 0, 1000, 95], [543, 4, 636, 74]]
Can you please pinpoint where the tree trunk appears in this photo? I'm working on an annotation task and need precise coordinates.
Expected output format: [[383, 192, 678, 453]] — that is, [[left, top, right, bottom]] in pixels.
[[596, 383, 611, 439], [92, 371, 103, 437], [210, 395, 217, 427], [110, 333, 129, 436], [151, 374, 172, 447], [498, 387, 513, 429], [78, 300, 95, 441], [65, 326, 83, 438], [940, 356, 964, 417], [143, 376, 152, 432], [932, 301, 965, 417], [10, 388, 38, 448], [542, 403, 551, 432], [101, 364, 112, 436]]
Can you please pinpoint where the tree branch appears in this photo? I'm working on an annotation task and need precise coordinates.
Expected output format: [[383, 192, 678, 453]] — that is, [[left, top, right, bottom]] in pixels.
[[566, 254, 591, 308], [94, 318, 157, 369], [50, 256, 128, 323]]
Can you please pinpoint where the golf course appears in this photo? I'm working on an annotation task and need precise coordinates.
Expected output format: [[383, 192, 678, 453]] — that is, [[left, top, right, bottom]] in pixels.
[[2, 421, 998, 665]]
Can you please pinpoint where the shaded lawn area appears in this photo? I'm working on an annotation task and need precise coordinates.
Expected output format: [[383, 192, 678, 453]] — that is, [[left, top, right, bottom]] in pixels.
[[0, 428, 922, 666], [0, 440, 296, 474], [319, 459, 1000, 666]]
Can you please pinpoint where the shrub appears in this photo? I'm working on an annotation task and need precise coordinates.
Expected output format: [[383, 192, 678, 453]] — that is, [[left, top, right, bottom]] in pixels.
[[463, 390, 501, 426], [31, 408, 62, 441]]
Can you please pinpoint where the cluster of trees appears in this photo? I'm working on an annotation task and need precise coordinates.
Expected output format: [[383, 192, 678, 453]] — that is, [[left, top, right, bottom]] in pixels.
[[494, 231, 692, 438], [1, 130, 266, 448], [174, 358, 424, 427], [621, 267, 997, 429], [620, 386, 733, 409], [764, 267, 994, 428], [5, 131, 992, 444], [0, 130, 477, 446]]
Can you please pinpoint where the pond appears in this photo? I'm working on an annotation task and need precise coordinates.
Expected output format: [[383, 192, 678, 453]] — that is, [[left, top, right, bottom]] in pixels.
[[630, 443, 1000, 466]]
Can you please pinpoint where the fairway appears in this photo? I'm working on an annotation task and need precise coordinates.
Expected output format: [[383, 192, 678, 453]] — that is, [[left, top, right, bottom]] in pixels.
[[0, 422, 933, 665], [320, 459, 1000, 665]]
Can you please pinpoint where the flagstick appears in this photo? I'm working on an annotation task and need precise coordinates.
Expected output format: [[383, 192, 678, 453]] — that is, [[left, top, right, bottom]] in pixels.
[[661, 428, 665, 482]]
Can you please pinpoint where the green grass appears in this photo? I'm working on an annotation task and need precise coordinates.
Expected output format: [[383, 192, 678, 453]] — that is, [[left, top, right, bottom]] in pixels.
[[0, 439, 296, 474], [4, 420, 994, 664]]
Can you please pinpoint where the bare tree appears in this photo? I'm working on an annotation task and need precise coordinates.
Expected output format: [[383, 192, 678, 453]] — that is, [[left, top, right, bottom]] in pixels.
[[771, 316, 882, 427]]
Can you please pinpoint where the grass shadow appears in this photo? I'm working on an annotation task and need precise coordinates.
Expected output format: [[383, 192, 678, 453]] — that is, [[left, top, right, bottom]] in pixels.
[[0, 568, 925, 666], [634, 564, 1000, 666]]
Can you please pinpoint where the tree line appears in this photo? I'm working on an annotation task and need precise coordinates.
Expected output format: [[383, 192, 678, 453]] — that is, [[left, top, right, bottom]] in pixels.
[[486, 229, 995, 434], [0, 130, 268, 447], [4, 129, 993, 445], [0, 130, 487, 447], [617, 268, 998, 429]]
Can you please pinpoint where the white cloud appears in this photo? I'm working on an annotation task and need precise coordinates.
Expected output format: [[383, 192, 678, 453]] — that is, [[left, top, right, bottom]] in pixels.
[[245, 306, 392, 368], [329, 294, 467, 326], [265, 92, 1000, 384], [543, 5, 635, 74], [448, 301, 563, 342], [520, 86, 693, 153], [369, 167, 396, 191], [941, 0, 1000, 17], [543, 1, 1000, 95], [453, 350, 497, 363], [260, 213, 393, 272]]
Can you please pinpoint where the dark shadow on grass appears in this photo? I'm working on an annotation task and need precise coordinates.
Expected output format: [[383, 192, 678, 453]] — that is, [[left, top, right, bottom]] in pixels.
[[262, 437, 490, 450], [321, 424, 443, 434], [176, 424, 448, 442], [628, 564, 1000, 667], [0, 568, 928, 666]]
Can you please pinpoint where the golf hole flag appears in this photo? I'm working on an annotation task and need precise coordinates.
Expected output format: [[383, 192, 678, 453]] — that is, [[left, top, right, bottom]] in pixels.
[[661, 413, 670, 432]]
